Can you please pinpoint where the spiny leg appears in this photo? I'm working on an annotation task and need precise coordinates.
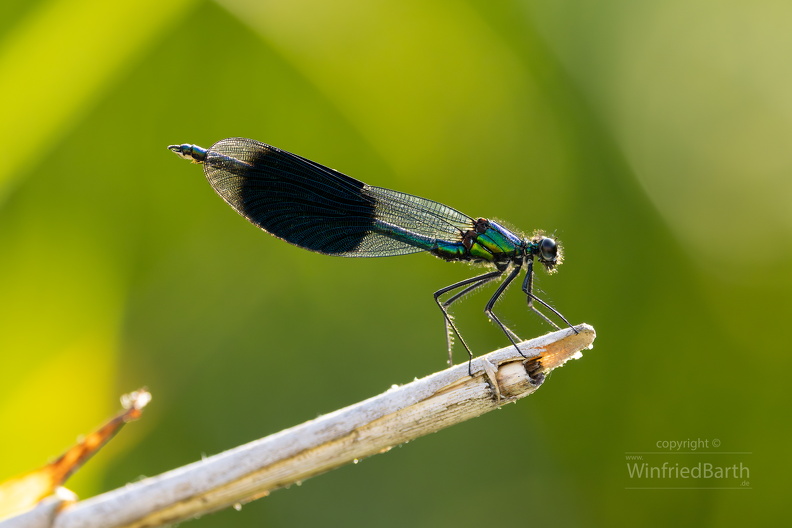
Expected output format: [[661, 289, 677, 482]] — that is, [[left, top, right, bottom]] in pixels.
[[441, 273, 507, 366], [442, 273, 501, 309], [434, 270, 503, 370], [483, 264, 526, 357], [443, 273, 522, 341], [522, 259, 577, 332], [454, 277, 522, 343]]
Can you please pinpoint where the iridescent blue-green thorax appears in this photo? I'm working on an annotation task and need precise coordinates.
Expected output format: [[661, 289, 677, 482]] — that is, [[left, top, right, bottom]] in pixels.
[[432, 218, 522, 269], [430, 218, 560, 275]]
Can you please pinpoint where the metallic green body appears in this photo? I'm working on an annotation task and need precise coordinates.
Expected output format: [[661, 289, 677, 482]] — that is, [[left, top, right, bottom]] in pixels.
[[431, 219, 524, 269]]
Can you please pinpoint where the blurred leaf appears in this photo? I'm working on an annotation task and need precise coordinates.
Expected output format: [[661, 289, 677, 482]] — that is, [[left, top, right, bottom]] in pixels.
[[0, 389, 150, 520], [0, 0, 198, 200]]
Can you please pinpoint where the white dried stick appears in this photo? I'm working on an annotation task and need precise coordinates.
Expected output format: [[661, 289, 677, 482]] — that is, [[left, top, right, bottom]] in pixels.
[[7, 324, 595, 528]]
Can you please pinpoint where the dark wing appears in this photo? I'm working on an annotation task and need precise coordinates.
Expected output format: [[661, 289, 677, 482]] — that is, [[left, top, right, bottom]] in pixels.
[[202, 137, 475, 257]]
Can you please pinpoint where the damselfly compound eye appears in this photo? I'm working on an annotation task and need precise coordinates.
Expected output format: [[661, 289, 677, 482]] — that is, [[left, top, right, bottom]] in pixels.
[[540, 237, 557, 262]]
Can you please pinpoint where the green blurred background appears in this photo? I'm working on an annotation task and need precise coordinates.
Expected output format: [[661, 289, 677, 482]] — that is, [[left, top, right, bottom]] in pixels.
[[1, 0, 788, 526]]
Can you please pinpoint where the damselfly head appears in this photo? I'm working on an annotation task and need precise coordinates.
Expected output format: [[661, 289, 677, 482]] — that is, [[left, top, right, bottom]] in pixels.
[[529, 233, 562, 273]]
